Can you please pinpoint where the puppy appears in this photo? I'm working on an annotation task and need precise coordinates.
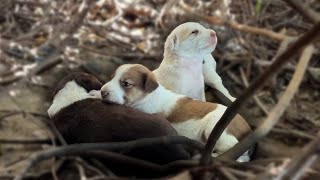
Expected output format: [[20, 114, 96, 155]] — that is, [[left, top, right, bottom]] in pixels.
[[48, 72, 191, 166], [101, 64, 252, 161], [153, 22, 235, 101]]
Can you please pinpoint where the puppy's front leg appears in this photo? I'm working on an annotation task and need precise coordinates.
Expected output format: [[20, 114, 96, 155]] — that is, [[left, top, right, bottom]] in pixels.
[[202, 54, 236, 102]]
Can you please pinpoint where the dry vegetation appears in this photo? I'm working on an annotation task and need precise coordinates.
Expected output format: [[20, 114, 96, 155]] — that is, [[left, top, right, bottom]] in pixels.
[[0, 0, 320, 179]]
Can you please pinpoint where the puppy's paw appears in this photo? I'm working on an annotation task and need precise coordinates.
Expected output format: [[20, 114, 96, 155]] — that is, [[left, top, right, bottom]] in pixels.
[[89, 90, 102, 99]]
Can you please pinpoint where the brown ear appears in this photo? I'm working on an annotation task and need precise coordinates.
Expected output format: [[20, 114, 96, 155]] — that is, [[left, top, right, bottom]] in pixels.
[[145, 72, 158, 93]]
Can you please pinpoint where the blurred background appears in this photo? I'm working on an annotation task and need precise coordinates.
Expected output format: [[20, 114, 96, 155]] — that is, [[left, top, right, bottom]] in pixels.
[[0, 0, 319, 179]]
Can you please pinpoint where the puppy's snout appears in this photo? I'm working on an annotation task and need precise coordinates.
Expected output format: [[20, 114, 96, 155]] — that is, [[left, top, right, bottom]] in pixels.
[[210, 31, 216, 37], [101, 90, 110, 99]]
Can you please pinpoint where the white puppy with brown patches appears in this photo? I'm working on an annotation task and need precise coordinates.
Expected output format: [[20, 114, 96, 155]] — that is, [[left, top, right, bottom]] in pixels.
[[101, 64, 252, 162], [153, 22, 235, 101]]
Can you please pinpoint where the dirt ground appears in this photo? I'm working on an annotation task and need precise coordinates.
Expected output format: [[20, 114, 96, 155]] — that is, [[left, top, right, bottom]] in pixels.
[[0, 0, 320, 179]]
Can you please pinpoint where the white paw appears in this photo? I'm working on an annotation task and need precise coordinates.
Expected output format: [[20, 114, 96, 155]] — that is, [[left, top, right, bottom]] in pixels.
[[229, 96, 236, 102], [236, 151, 251, 162], [89, 90, 102, 99]]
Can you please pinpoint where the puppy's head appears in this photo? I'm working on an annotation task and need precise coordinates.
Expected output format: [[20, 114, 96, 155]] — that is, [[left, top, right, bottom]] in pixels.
[[100, 64, 158, 106], [165, 22, 217, 58], [53, 72, 103, 98]]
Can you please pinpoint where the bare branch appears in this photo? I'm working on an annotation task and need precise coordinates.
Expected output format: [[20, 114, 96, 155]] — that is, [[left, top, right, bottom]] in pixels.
[[283, 0, 320, 24], [200, 21, 320, 165], [219, 44, 315, 161], [278, 131, 320, 180], [180, 1, 288, 41], [14, 136, 203, 180]]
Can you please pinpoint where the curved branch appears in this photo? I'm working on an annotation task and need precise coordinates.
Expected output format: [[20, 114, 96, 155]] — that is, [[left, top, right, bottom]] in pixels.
[[219, 45, 314, 161], [200, 21, 320, 165], [14, 136, 203, 180]]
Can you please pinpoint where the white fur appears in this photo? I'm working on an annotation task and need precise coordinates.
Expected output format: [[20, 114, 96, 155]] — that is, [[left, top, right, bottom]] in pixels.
[[131, 85, 184, 116], [89, 89, 102, 99], [153, 22, 235, 101], [203, 54, 236, 101], [47, 81, 92, 117]]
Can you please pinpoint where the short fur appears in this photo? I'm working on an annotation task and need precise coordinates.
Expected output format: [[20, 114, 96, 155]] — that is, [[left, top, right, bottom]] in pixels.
[[49, 72, 191, 167], [101, 64, 252, 162], [153, 22, 235, 101]]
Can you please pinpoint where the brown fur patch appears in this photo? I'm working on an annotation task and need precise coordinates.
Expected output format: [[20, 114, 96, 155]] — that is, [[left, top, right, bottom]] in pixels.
[[120, 65, 158, 104], [226, 115, 251, 140], [53, 72, 102, 98], [167, 97, 217, 122]]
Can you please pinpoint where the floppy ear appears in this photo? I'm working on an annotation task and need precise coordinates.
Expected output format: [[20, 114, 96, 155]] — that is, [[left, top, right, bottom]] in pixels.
[[165, 35, 177, 51], [144, 72, 159, 93]]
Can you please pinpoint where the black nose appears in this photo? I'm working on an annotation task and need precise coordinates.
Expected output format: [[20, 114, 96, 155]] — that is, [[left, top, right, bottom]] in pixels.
[[101, 91, 109, 98]]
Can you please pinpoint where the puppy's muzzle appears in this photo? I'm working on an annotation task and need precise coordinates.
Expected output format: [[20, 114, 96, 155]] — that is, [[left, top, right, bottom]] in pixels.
[[210, 31, 216, 37], [101, 90, 110, 99]]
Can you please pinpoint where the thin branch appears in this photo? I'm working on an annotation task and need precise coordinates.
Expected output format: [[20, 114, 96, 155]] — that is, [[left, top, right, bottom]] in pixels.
[[279, 131, 320, 180], [14, 136, 203, 180], [239, 67, 269, 116], [219, 44, 314, 161], [0, 138, 51, 144], [218, 167, 238, 180], [283, 0, 320, 24], [272, 127, 315, 140], [200, 21, 320, 165], [180, 1, 288, 41]]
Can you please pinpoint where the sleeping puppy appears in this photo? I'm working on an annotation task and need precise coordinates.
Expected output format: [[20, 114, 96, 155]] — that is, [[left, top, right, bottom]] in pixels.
[[153, 22, 235, 101], [101, 64, 252, 162], [48, 72, 192, 166]]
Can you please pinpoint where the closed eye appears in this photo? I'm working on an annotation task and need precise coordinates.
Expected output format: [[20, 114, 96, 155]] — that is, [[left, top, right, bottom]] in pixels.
[[190, 30, 199, 35]]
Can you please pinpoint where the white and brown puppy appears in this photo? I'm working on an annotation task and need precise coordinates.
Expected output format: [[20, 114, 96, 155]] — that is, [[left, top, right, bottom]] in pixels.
[[48, 72, 192, 166], [101, 64, 252, 161], [153, 22, 235, 101]]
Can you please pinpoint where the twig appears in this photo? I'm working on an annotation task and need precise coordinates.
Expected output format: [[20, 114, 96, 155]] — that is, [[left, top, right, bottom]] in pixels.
[[14, 136, 203, 180], [90, 159, 116, 177], [278, 131, 320, 180], [1, 0, 94, 86], [272, 127, 315, 140], [219, 44, 315, 161], [76, 162, 88, 180], [179, 1, 288, 41], [156, 0, 178, 28], [224, 167, 255, 179], [218, 167, 238, 180], [283, 0, 320, 24], [0, 138, 51, 144], [200, 20, 320, 165], [239, 67, 269, 115]]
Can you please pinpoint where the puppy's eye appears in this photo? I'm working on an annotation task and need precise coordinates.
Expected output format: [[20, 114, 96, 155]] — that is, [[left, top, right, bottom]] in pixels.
[[190, 30, 199, 35], [121, 80, 133, 88]]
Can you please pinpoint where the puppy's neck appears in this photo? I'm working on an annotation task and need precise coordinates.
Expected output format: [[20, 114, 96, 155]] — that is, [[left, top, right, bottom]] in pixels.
[[131, 85, 184, 117], [47, 81, 92, 117], [163, 50, 204, 67]]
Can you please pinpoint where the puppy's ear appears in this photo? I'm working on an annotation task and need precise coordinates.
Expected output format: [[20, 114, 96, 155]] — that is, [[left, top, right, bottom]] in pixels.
[[166, 35, 177, 51], [144, 72, 158, 93]]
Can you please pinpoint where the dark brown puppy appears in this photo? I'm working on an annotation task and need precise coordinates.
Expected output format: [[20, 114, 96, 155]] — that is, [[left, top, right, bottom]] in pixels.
[[48, 72, 190, 167]]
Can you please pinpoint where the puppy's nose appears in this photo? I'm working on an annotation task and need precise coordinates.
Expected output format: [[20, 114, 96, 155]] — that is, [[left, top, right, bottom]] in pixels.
[[210, 31, 216, 37], [101, 90, 109, 99]]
